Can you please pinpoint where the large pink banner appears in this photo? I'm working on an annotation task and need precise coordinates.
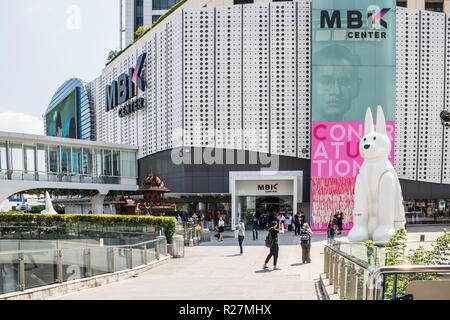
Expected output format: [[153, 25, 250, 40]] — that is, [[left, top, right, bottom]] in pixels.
[[311, 121, 395, 230]]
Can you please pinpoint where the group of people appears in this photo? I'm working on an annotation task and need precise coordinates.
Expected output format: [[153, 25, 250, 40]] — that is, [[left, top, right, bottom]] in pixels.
[[234, 212, 313, 270], [326, 211, 344, 244]]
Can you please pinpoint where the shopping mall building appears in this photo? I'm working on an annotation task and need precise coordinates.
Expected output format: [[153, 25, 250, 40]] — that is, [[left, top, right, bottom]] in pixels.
[[40, 0, 450, 229]]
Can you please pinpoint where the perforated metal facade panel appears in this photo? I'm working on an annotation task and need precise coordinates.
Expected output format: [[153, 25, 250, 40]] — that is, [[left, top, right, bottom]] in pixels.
[[270, 2, 297, 157], [297, 0, 311, 159], [183, 8, 216, 148], [418, 11, 445, 183], [443, 14, 450, 184], [394, 7, 420, 181], [242, 3, 270, 153], [216, 5, 242, 150]]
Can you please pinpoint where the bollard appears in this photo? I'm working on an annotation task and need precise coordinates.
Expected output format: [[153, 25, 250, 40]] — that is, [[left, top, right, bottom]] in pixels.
[[333, 257, 340, 294], [339, 258, 346, 300]]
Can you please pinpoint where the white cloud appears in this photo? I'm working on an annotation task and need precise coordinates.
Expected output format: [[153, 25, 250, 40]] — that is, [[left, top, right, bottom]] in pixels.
[[0, 112, 44, 135]]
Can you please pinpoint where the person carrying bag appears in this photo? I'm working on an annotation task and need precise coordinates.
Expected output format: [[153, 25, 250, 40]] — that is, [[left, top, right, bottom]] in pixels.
[[300, 223, 312, 264], [263, 221, 282, 270]]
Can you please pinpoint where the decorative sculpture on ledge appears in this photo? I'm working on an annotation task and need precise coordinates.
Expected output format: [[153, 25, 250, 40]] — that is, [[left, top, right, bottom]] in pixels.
[[348, 106, 406, 242], [40, 191, 58, 215]]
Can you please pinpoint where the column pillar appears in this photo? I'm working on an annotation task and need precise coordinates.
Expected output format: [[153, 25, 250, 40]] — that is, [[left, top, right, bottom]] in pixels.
[[91, 191, 108, 214]]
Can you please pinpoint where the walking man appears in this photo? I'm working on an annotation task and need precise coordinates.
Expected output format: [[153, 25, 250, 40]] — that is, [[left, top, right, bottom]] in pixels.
[[294, 212, 300, 235], [235, 219, 245, 254], [251, 214, 259, 240], [263, 221, 282, 270]]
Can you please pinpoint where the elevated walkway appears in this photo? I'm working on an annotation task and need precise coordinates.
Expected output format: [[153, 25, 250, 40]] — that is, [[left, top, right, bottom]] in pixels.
[[0, 132, 139, 213]]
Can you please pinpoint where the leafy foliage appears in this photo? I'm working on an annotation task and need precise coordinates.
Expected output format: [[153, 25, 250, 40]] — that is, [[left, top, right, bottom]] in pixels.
[[0, 213, 177, 243], [107, 49, 121, 63], [383, 228, 450, 299], [29, 204, 65, 214]]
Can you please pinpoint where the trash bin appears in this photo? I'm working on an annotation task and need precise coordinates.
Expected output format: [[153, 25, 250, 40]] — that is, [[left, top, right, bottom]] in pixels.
[[200, 229, 211, 242], [172, 235, 185, 258]]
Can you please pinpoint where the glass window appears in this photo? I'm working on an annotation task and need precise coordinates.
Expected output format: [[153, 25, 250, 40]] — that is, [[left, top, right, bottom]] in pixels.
[[152, 0, 182, 10], [49, 145, 60, 174], [9, 143, 23, 171], [60, 146, 71, 174], [0, 141, 7, 171], [103, 150, 112, 176], [71, 147, 82, 174], [36, 144, 48, 173], [82, 148, 93, 175], [94, 149, 103, 177], [130, 152, 136, 177], [113, 150, 121, 176], [23, 145, 35, 173]]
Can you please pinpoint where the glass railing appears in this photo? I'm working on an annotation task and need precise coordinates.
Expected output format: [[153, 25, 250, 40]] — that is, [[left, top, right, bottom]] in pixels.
[[328, 240, 386, 269], [0, 222, 165, 252], [0, 237, 167, 295], [0, 170, 136, 185]]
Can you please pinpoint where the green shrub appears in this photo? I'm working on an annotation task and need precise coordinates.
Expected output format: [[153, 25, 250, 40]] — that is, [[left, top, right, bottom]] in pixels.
[[0, 213, 177, 243], [29, 204, 65, 214], [383, 228, 450, 299]]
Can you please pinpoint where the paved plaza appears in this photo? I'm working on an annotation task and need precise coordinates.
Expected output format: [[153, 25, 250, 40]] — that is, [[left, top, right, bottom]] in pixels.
[[53, 225, 449, 300]]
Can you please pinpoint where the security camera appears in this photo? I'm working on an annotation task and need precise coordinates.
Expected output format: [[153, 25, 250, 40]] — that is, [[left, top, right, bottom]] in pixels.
[[440, 110, 450, 127]]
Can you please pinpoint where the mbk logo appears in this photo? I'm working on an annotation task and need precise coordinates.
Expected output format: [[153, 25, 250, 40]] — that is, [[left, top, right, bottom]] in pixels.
[[320, 6, 390, 29], [257, 184, 278, 191], [105, 52, 146, 112]]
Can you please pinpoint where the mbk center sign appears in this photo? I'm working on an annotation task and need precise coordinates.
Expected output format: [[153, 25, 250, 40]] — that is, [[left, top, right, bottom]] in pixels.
[[105, 53, 146, 118], [310, 0, 396, 230]]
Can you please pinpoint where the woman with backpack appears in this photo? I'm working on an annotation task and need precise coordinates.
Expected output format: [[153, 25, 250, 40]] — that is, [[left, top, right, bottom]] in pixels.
[[263, 221, 282, 270], [300, 223, 313, 264]]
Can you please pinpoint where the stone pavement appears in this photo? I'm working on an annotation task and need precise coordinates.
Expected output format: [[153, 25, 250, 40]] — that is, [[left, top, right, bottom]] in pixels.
[[54, 229, 328, 300], [53, 225, 448, 300]]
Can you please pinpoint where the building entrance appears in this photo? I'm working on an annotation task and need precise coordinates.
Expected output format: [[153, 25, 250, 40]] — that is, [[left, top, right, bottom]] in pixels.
[[239, 195, 293, 228]]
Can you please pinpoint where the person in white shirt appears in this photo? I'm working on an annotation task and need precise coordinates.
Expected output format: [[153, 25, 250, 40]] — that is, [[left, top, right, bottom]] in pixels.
[[235, 219, 245, 254], [217, 216, 225, 242]]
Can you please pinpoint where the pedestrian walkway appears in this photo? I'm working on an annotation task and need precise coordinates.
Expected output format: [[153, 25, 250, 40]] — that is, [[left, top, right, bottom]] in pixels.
[[53, 225, 448, 300], [55, 230, 328, 300]]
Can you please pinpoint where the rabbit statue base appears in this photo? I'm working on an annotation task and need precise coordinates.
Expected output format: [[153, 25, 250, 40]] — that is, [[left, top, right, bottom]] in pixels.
[[348, 106, 406, 243]]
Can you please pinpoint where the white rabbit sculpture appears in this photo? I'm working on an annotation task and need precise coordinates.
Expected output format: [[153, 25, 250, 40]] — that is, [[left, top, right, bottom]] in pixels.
[[348, 106, 406, 242]]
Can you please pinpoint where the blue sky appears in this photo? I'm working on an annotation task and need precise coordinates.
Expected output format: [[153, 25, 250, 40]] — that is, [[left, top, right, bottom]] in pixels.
[[0, 0, 120, 134]]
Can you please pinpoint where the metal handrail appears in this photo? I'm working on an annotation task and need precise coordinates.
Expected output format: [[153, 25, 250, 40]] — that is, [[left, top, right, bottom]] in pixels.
[[325, 244, 450, 300], [0, 237, 163, 256], [367, 265, 450, 300]]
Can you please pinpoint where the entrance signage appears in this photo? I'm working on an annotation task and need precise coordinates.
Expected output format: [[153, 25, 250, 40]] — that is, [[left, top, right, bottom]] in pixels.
[[311, 0, 396, 231], [105, 53, 146, 116], [236, 181, 293, 196]]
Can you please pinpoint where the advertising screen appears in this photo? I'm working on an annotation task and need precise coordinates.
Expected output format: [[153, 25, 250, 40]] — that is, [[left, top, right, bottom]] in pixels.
[[46, 89, 78, 139], [311, 0, 396, 231]]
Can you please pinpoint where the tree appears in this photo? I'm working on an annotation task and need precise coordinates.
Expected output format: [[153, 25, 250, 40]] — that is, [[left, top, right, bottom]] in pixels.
[[107, 49, 121, 63]]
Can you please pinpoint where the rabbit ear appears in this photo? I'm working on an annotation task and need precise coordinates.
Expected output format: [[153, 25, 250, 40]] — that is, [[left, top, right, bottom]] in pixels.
[[376, 105, 387, 135], [364, 107, 374, 135]]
